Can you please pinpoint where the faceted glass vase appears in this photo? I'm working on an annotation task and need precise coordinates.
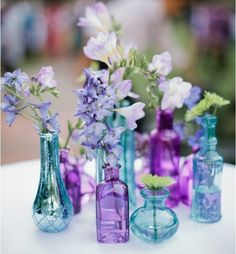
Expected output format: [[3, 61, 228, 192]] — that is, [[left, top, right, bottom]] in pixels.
[[33, 132, 73, 232], [191, 115, 223, 223], [150, 109, 180, 207], [96, 165, 129, 243], [60, 149, 81, 215], [130, 188, 179, 244]]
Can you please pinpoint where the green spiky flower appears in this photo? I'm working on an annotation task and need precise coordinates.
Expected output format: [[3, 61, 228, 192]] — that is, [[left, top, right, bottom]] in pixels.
[[185, 91, 230, 122], [140, 174, 175, 190]]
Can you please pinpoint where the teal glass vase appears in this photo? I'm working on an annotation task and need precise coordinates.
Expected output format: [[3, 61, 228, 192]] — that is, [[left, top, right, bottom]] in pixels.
[[33, 132, 73, 232], [191, 114, 223, 223], [114, 100, 136, 209], [130, 188, 179, 243]]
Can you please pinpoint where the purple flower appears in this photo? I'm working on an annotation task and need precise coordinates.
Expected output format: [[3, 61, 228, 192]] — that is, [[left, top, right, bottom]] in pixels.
[[35, 66, 57, 88], [1, 69, 30, 96], [114, 102, 145, 130], [184, 86, 202, 109], [47, 113, 60, 133], [173, 122, 186, 141], [0, 95, 21, 126], [188, 129, 204, 148]]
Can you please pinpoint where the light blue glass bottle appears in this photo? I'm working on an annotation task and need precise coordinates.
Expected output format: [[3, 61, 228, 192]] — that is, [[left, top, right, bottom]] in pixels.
[[130, 188, 179, 243], [191, 114, 223, 223], [113, 100, 136, 209], [33, 132, 73, 232]]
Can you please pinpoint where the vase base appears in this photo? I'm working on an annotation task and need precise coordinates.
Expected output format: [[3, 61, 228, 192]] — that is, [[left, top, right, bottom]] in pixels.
[[190, 215, 221, 223], [97, 232, 129, 243]]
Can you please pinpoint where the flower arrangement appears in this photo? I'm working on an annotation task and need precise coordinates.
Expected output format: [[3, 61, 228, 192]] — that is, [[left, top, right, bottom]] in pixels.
[[1, 67, 60, 133]]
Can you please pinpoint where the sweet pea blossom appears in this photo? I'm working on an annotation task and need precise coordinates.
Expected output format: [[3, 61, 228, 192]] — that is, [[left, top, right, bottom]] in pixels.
[[114, 102, 145, 130], [148, 52, 172, 76], [78, 2, 112, 33], [83, 32, 122, 66], [159, 77, 192, 110], [35, 66, 58, 88]]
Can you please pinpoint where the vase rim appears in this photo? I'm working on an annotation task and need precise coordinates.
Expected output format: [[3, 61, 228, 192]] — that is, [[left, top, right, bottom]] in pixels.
[[140, 187, 169, 199], [39, 131, 58, 138]]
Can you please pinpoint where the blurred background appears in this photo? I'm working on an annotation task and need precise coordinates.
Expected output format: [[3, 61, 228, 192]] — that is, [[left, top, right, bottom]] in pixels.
[[1, 0, 235, 164]]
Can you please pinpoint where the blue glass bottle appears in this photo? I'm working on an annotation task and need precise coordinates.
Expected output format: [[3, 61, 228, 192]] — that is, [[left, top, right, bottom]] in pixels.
[[114, 100, 136, 209], [191, 114, 223, 223], [33, 132, 73, 232], [130, 188, 179, 243]]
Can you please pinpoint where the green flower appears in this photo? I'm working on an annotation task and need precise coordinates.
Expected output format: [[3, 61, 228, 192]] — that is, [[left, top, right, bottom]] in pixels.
[[185, 91, 230, 122], [141, 174, 175, 190]]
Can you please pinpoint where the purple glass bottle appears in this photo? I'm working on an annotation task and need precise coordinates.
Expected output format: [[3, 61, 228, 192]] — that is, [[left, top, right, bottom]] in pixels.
[[96, 165, 129, 243], [150, 109, 180, 208], [60, 149, 81, 214]]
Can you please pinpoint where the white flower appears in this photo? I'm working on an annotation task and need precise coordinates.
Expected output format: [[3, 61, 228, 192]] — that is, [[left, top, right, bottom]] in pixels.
[[148, 52, 172, 76], [83, 32, 122, 66], [114, 102, 145, 130], [78, 2, 112, 33], [159, 77, 192, 110]]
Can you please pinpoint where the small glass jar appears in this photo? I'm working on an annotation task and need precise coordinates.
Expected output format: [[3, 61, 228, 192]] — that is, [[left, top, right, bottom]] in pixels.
[[130, 188, 179, 243], [96, 165, 129, 243]]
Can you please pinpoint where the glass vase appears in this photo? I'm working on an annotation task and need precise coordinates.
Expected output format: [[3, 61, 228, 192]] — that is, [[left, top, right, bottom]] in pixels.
[[114, 99, 136, 209], [191, 115, 223, 223], [130, 188, 179, 244], [60, 149, 81, 215], [179, 153, 194, 206], [33, 132, 73, 232], [96, 165, 129, 243], [150, 109, 180, 207]]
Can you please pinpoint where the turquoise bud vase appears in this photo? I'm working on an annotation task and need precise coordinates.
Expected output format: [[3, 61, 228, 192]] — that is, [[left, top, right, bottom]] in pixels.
[[191, 114, 223, 223], [95, 100, 136, 209], [113, 99, 136, 209], [130, 188, 179, 243], [33, 132, 73, 232]]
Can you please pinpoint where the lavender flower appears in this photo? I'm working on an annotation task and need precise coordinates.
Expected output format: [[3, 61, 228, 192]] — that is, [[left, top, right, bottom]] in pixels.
[[0, 95, 21, 126], [78, 2, 112, 33], [1, 67, 60, 133], [184, 86, 202, 109], [35, 66, 58, 88], [1, 69, 30, 96], [173, 122, 187, 141], [114, 102, 145, 129]]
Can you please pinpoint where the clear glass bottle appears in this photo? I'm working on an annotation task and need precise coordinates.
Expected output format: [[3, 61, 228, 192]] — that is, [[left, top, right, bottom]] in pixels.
[[191, 114, 223, 223], [130, 188, 179, 243], [60, 149, 81, 215], [33, 132, 73, 232], [96, 165, 129, 243], [150, 109, 180, 207], [114, 99, 136, 209]]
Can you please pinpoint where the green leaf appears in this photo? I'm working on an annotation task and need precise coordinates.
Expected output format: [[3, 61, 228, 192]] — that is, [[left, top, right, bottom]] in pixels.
[[141, 174, 175, 190]]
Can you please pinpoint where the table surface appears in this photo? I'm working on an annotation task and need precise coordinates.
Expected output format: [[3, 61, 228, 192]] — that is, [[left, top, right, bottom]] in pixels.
[[1, 160, 235, 254]]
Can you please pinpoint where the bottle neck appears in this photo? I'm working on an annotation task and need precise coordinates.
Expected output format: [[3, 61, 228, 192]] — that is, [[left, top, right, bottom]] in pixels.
[[104, 166, 119, 181], [40, 132, 60, 173], [201, 115, 218, 151], [141, 188, 169, 208], [157, 109, 174, 130]]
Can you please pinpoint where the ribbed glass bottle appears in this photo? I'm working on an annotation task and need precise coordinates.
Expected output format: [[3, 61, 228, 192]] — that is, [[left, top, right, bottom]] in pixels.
[[191, 114, 223, 223]]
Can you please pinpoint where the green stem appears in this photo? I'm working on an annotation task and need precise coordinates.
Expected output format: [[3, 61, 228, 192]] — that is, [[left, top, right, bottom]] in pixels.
[[152, 190, 158, 240], [213, 106, 218, 116]]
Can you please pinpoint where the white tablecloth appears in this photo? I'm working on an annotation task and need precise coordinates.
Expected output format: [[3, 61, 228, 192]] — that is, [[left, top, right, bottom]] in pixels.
[[1, 160, 235, 254]]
